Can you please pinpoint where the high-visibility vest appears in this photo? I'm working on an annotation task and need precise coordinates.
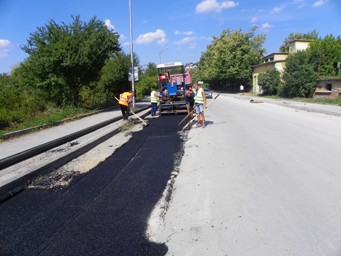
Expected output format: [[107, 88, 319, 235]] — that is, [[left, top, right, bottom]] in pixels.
[[151, 91, 158, 103], [194, 88, 204, 104], [119, 92, 132, 106]]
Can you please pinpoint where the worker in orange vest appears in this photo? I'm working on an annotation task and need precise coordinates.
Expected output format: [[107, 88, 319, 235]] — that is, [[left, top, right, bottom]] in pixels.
[[118, 91, 134, 120]]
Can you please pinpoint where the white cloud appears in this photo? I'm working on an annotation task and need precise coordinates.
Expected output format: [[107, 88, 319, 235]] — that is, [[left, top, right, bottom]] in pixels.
[[196, 0, 239, 14], [199, 36, 213, 41], [174, 30, 195, 36], [119, 34, 126, 41], [292, 0, 306, 8], [135, 29, 167, 45], [123, 41, 130, 47], [271, 4, 286, 14], [313, 0, 326, 7], [173, 37, 196, 46], [0, 39, 12, 58], [104, 19, 115, 31], [189, 43, 197, 49], [260, 22, 273, 32], [250, 17, 258, 23]]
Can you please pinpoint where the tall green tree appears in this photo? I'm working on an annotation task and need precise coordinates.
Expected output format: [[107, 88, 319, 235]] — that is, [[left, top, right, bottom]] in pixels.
[[308, 34, 341, 77], [144, 63, 158, 77], [279, 30, 319, 53], [199, 26, 266, 91], [90, 52, 138, 107], [258, 68, 282, 96], [281, 50, 317, 98], [20, 16, 120, 106], [136, 62, 158, 98]]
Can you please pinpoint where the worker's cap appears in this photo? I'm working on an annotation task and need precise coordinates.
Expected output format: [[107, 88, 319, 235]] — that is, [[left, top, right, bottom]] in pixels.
[[197, 81, 203, 85]]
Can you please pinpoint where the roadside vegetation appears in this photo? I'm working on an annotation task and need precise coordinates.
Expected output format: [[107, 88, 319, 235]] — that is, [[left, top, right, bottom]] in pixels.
[[194, 29, 341, 99], [0, 16, 157, 136]]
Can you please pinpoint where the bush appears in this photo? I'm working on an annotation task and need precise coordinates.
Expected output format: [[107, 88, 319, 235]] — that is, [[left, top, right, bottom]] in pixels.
[[258, 68, 281, 96]]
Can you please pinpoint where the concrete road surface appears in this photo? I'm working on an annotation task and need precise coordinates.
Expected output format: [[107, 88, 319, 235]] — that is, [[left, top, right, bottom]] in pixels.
[[149, 94, 341, 256]]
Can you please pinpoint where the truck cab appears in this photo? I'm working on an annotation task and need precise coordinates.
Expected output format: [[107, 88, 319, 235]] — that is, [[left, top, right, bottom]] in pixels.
[[157, 62, 192, 114]]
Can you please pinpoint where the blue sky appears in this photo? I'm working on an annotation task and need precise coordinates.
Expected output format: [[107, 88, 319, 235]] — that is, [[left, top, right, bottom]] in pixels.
[[0, 0, 340, 73]]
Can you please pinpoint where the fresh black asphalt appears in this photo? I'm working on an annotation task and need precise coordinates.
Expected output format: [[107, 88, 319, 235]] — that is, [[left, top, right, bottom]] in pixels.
[[0, 115, 186, 256]]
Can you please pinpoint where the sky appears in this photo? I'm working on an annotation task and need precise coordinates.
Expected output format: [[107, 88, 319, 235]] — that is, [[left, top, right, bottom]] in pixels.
[[0, 0, 340, 73]]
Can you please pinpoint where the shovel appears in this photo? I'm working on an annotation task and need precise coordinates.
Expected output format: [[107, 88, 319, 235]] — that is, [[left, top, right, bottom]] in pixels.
[[182, 93, 220, 130], [114, 96, 149, 127]]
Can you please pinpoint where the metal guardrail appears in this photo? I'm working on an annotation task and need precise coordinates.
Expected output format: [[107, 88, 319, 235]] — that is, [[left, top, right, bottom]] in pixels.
[[0, 106, 149, 171]]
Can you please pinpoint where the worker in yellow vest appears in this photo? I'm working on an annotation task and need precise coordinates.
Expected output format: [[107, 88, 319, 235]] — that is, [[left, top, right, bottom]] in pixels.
[[193, 81, 207, 128], [118, 91, 134, 120], [150, 89, 159, 116]]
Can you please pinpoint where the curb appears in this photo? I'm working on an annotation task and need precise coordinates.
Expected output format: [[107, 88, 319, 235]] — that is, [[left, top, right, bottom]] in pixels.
[[0, 107, 151, 203]]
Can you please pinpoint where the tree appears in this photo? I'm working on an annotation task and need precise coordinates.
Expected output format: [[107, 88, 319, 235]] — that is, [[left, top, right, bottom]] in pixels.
[[258, 68, 282, 96], [0, 73, 43, 129], [188, 66, 202, 85], [84, 52, 139, 108], [20, 16, 120, 106], [144, 63, 158, 77], [198, 26, 266, 91], [308, 34, 341, 77], [279, 30, 319, 53], [135, 62, 158, 98], [281, 50, 317, 98]]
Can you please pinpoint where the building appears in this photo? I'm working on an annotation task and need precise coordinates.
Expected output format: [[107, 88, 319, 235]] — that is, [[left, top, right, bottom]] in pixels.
[[314, 78, 341, 99], [252, 40, 311, 95], [252, 53, 288, 94]]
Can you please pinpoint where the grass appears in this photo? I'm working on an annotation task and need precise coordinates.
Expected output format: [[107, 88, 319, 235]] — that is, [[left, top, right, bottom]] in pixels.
[[292, 97, 341, 106], [0, 106, 98, 137], [259, 95, 341, 106]]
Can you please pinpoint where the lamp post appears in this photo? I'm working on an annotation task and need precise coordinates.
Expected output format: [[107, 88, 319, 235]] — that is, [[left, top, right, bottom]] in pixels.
[[129, 0, 135, 108], [159, 46, 170, 64]]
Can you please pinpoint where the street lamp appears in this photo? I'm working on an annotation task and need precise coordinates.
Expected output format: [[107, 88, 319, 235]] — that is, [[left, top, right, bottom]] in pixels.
[[159, 46, 170, 64], [129, 0, 135, 108]]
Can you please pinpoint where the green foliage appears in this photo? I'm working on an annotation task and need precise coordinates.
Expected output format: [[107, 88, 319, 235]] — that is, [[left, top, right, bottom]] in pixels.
[[199, 26, 266, 91], [20, 15, 120, 106], [279, 30, 319, 53], [135, 63, 159, 98], [144, 63, 158, 77], [136, 75, 158, 98], [91, 52, 136, 107], [258, 68, 282, 95], [0, 74, 45, 129], [308, 34, 341, 77], [189, 67, 202, 85], [281, 51, 317, 98]]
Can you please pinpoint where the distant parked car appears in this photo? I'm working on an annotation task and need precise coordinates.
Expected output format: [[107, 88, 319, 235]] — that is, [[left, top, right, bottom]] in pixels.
[[204, 87, 213, 98]]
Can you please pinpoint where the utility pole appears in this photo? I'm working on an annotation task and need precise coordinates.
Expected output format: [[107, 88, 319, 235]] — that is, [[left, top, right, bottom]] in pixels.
[[129, 0, 135, 108]]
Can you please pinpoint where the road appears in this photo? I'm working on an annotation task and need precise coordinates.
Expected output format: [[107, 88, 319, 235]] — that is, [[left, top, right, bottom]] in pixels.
[[148, 94, 341, 256], [0, 115, 184, 256], [1, 94, 341, 256]]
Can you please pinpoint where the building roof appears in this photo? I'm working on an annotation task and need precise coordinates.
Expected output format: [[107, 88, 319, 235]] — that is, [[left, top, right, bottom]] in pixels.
[[289, 39, 312, 43], [262, 52, 289, 59], [252, 60, 287, 68]]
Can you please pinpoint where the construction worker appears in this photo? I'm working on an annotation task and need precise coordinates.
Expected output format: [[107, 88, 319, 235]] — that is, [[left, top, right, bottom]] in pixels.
[[150, 89, 159, 116], [118, 91, 134, 120], [185, 86, 195, 119], [193, 81, 207, 128]]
